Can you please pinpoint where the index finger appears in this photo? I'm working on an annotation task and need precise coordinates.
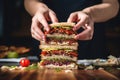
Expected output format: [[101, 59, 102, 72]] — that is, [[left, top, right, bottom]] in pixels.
[[38, 15, 50, 31], [67, 13, 77, 23], [49, 11, 58, 23]]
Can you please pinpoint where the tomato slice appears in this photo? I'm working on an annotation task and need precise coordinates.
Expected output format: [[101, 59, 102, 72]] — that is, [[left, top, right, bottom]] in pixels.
[[41, 51, 48, 56], [69, 52, 78, 57], [44, 31, 50, 35], [20, 58, 30, 67], [66, 30, 74, 35]]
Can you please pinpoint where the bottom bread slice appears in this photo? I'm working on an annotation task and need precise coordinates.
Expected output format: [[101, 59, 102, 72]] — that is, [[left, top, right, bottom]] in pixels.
[[39, 58, 78, 69], [38, 62, 78, 69]]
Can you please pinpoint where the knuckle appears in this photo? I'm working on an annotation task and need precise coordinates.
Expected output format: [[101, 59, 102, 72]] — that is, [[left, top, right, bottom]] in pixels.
[[31, 24, 35, 31], [89, 36, 93, 40], [32, 17, 36, 21], [50, 11, 56, 15], [30, 28, 32, 32], [38, 16, 44, 21], [86, 15, 90, 20], [32, 16, 37, 24], [31, 34, 34, 38], [70, 13, 75, 16], [88, 33, 93, 40]]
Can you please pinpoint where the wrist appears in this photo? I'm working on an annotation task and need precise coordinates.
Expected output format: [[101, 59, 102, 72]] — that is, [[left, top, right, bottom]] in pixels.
[[36, 2, 48, 10], [32, 2, 49, 15], [39, 2, 48, 8]]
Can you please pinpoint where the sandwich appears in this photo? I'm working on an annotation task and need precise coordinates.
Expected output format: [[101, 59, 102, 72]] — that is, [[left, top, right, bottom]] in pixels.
[[39, 22, 78, 69]]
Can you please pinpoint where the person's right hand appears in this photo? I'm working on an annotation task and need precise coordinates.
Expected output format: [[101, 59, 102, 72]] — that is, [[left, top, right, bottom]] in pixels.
[[31, 4, 58, 41]]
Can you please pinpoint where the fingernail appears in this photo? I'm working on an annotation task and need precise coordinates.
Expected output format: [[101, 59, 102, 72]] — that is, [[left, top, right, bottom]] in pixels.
[[74, 35, 77, 39], [42, 36, 45, 41]]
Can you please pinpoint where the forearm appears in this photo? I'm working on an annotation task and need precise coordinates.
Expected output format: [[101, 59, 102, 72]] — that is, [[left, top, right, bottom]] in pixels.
[[82, 0, 119, 22], [24, 0, 48, 16]]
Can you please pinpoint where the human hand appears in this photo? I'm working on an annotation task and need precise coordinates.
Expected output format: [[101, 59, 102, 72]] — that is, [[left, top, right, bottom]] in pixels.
[[31, 4, 58, 41], [67, 11, 94, 40]]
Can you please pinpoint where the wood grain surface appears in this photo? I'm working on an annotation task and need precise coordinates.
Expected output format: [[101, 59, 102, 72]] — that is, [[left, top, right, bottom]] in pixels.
[[0, 69, 120, 80]]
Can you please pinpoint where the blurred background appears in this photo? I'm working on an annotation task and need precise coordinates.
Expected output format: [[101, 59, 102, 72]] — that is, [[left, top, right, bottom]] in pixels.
[[0, 0, 120, 57]]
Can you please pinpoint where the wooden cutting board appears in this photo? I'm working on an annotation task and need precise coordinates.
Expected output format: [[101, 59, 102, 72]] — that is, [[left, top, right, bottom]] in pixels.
[[0, 69, 120, 80]]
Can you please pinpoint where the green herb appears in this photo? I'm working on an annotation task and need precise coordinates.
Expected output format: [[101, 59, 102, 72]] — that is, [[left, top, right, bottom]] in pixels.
[[25, 64, 38, 70], [10, 66, 17, 68], [55, 68, 62, 72]]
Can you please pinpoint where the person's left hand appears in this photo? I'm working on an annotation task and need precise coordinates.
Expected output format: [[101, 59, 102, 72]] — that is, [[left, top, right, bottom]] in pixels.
[[67, 11, 94, 40]]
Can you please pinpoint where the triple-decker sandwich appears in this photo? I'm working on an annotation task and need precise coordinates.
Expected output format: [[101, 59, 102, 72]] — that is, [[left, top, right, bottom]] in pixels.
[[39, 22, 78, 69]]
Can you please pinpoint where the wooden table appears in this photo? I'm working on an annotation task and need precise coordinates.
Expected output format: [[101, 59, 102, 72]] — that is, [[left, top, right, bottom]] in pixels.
[[0, 68, 120, 80]]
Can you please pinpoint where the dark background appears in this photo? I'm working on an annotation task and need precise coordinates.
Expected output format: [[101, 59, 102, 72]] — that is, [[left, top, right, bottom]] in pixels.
[[0, 0, 120, 57]]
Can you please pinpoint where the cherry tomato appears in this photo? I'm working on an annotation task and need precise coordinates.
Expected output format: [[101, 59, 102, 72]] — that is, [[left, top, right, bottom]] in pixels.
[[20, 58, 30, 67]]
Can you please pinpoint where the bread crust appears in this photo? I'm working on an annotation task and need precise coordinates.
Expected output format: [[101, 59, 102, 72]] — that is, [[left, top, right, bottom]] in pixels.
[[40, 45, 78, 50], [39, 63, 78, 69], [49, 22, 75, 28]]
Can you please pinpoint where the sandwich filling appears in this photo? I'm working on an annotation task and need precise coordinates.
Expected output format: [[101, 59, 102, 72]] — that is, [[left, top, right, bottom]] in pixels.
[[41, 50, 78, 61], [40, 58, 76, 66]]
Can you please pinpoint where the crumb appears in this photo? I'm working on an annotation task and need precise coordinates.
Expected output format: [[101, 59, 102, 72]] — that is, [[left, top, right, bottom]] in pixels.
[[65, 70, 72, 73], [98, 67, 104, 70]]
